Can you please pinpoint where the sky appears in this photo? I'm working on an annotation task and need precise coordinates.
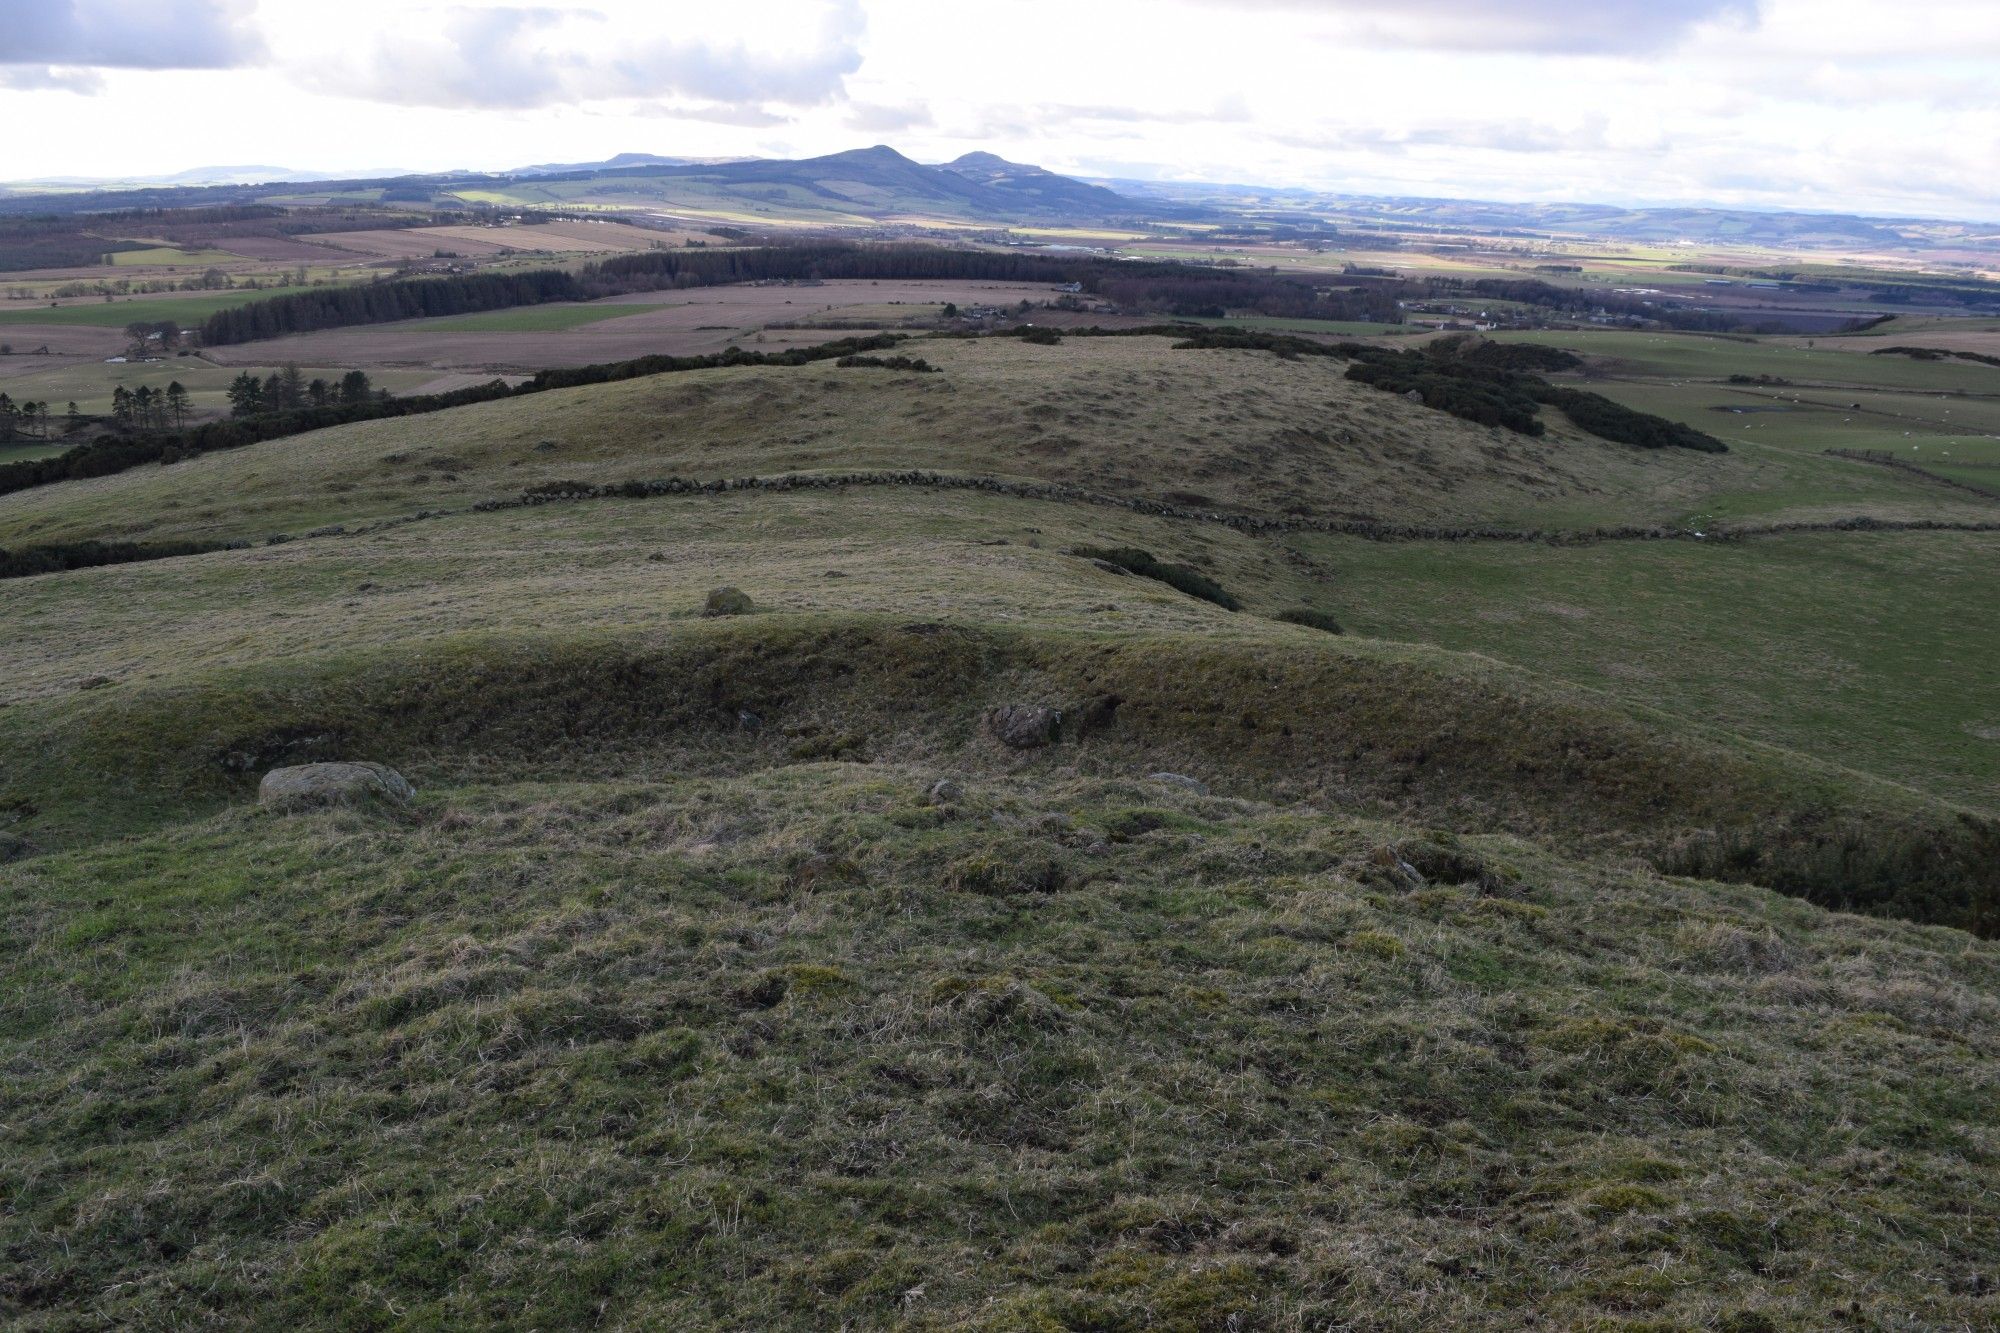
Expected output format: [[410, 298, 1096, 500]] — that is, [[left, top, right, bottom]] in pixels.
[[1, 0, 1996, 220]]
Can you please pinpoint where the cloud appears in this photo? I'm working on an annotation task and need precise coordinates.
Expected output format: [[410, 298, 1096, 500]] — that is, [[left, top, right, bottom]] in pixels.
[[0, 66, 108, 95], [845, 100, 933, 133], [0, 0, 265, 70], [635, 102, 794, 128], [317, 1, 865, 110], [1189, 0, 1759, 54]]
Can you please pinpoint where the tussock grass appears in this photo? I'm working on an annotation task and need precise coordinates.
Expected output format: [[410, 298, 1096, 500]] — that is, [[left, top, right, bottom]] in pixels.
[[4, 767, 1997, 1328]]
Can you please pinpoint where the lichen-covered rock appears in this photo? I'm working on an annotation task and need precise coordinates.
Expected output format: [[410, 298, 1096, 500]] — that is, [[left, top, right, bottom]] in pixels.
[[703, 586, 755, 617], [259, 762, 414, 812], [984, 704, 1061, 749], [927, 778, 965, 804], [1148, 772, 1210, 796]]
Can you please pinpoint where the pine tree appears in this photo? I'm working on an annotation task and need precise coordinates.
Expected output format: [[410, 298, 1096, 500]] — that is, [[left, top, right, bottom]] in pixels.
[[226, 372, 263, 417], [110, 385, 134, 427], [165, 381, 190, 429], [339, 370, 372, 404]]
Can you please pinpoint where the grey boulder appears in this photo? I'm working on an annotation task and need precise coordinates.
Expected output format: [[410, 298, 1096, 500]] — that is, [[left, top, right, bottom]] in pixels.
[[260, 762, 414, 812], [984, 705, 1061, 749]]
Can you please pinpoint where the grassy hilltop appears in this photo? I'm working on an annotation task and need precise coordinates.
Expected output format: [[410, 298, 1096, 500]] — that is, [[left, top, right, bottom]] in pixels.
[[3, 332, 1999, 1329]]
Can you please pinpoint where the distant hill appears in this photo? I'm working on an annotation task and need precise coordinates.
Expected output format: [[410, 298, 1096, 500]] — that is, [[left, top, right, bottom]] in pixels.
[[537, 144, 1156, 223], [934, 150, 1134, 216], [1103, 178, 1970, 249], [509, 152, 754, 177]]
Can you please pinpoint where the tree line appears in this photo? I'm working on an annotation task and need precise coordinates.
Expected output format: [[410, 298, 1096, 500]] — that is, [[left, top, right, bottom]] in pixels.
[[227, 368, 376, 415], [197, 244, 1419, 345], [0, 394, 58, 441], [199, 269, 586, 344]]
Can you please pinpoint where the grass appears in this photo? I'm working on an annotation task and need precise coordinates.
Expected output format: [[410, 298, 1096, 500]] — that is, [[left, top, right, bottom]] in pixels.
[[1487, 328, 1995, 392], [1300, 527, 2000, 807], [0, 290, 293, 328], [0, 440, 70, 463], [3, 327, 1998, 1326], [10, 334, 1984, 551], [105, 246, 243, 267], [3, 766, 1997, 1329], [1172, 314, 1414, 336], [408, 303, 657, 333]]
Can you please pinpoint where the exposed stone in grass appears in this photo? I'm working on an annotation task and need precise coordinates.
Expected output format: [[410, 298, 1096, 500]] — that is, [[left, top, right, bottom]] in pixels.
[[926, 778, 965, 804], [703, 586, 755, 616], [985, 703, 1061, 749], [1147, 771, 1209, 795], [258, 762, 414, 812]]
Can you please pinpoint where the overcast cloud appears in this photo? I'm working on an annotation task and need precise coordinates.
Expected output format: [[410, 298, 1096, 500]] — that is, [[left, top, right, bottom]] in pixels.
[[0, 0, 264, 70], [1193, 0, 1759, 53], [1, 0, 1995, 221]]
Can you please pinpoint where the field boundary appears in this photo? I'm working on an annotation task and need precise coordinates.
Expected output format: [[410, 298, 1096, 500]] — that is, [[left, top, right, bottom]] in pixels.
[[1826, 447, 2000, 502], [475, 468, 2000, 545]]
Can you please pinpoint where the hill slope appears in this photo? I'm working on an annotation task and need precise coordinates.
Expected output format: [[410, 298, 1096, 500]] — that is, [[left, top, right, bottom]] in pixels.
[[3, 330, 1998, 1328]]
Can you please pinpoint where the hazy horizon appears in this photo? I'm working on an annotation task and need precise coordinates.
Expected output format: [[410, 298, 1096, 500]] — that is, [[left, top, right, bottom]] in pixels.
[[3, 0, 1998, 221]]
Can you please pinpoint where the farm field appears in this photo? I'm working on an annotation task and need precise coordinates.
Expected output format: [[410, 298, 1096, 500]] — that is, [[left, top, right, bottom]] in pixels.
[[1303, 528, 2000, 807], [105, 246, 242, 266], [0, 289, 302, 328], [1486, 328, 2000, 391], [408, 303, 665, 333], [301, 228, 545, 260], [0, 439, 69, 463], [199, 279, 1085, 371]]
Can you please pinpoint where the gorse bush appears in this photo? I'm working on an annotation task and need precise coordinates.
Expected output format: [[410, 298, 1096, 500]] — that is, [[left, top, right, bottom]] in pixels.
[[1333, 338, 1728, 452], [1345, 356, 1548, 434], [1073, 545, 1242, 611], [1539, 386, 1730, 453], [1275, 607, 1344, 634], [0, 538, 240, 581], [835, 354, 939, 372]]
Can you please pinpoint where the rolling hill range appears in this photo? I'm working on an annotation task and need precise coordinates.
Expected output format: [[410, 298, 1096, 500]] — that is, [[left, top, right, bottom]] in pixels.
[[3, 331, 1998, 1328], [0, 147, 1156, 226], [459, 145, 1149, 223]]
